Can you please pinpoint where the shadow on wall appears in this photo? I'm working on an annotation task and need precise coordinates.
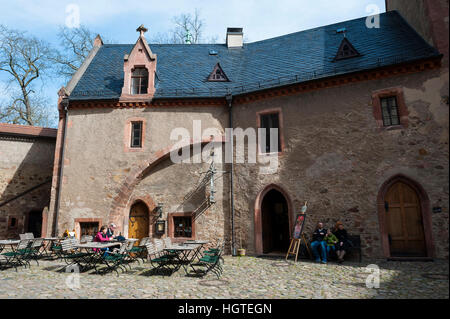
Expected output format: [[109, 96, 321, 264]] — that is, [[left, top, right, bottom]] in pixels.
[[0, 136, 55, 239]]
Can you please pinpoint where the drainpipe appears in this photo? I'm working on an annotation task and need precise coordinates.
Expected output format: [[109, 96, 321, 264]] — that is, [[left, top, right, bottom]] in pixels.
[[226, 94, 236, 256], [53, 98, 69, 237]]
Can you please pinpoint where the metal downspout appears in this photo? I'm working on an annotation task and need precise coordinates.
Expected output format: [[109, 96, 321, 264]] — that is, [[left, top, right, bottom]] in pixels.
[[226, 94, 236, 256], [53, 99, 69, 236]]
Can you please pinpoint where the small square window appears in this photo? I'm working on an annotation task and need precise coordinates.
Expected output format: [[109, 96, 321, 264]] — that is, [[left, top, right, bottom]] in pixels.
[[260, 113, 281, 153], [173, 216, 192, 238], [8, 217, 18, 229], [130, 122, 143, 148], [380, 96, 400, 127]]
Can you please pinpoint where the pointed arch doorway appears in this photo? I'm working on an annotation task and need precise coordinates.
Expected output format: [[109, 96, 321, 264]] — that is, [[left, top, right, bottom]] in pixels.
[[128, 201, 149, 240], [378, 175, 434, 258], [255, 184, 292, 255]]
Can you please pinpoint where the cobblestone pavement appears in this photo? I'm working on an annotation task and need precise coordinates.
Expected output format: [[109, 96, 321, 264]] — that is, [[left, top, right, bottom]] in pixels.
[[0, 256, 448, 299]]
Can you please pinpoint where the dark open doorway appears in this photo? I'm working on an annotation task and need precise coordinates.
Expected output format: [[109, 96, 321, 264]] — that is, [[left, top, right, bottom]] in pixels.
[[261, 189, 290, 254], [26, 210, 42, 238]]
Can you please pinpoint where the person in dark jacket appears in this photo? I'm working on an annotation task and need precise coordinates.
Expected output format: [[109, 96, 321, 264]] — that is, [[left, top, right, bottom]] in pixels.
[[106, 223, 117, 239], [311, 222, 328, 264], [333, 221, 349, 263]]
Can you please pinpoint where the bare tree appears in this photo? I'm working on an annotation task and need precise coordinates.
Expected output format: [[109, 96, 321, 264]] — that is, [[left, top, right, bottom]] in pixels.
[[151, 9, 218, 44], [0, 25, 54, 126], [52, 25, 96, 78]]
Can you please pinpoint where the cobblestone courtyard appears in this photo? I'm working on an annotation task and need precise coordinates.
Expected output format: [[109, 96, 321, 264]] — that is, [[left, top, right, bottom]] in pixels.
[[0, 256, 448, 299]]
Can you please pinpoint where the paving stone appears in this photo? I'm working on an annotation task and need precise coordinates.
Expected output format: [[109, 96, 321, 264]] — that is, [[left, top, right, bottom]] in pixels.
[[0, 257, 448, 298]]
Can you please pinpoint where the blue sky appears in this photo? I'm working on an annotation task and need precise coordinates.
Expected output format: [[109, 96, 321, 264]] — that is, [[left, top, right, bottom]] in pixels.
[[0, 0, 386, 127]]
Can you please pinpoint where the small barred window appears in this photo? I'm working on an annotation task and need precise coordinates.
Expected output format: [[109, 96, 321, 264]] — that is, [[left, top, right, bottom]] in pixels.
[[381, 96, 400, 126]]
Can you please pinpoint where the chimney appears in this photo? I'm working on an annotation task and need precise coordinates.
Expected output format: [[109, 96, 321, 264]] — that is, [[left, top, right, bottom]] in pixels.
[[226, 27, 244, 48]]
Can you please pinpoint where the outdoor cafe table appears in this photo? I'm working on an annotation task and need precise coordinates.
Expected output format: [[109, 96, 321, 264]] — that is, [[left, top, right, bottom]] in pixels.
[[0, 240, 20, 253], [164, 244, 201, 274], [74, 242, 123, 272], [183, 240, 209, 260]]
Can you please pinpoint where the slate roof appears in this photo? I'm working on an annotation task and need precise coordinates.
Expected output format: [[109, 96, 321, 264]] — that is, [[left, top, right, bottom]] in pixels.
[[69, 10, 441, 101]]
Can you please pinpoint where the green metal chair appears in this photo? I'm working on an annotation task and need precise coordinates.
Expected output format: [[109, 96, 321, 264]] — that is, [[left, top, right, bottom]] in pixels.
[[0, 239, 33, 271]]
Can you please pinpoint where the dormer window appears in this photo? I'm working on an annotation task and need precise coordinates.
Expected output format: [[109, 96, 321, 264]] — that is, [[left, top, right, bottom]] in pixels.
[[131, 68, 148, 94], [208, 63, 229, 82], [334, 37, 360, 61]]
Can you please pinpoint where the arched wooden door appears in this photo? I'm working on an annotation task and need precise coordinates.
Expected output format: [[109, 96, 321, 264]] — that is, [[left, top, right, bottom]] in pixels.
[[129, 202, 149, 240], [385, 181, 426, 257]]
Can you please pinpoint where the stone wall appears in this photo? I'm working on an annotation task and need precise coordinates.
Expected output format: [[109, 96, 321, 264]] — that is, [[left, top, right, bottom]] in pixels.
[[232, 67, 448, 259], [386, 0, 449, 67], [0, 126, 56, 239], [51, 106, 229, 247]]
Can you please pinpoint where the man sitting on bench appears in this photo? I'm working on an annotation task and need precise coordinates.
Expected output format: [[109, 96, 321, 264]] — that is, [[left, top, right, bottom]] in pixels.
[[311, 222, 327, 264]]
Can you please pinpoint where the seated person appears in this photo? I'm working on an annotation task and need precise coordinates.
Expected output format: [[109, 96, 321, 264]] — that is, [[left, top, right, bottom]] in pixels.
[[325, 229, 338, 259], [106, 223, 117, 239], [310, 222, 328, 264], [94, 225, 111, 255], [333, 221, 349, 263]]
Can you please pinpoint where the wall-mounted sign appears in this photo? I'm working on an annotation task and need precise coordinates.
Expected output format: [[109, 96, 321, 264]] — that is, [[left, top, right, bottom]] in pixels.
[[155, 220, 165, 235]]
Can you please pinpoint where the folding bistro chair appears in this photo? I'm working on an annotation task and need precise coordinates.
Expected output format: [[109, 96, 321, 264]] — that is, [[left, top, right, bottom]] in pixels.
[[100, 240, 133, 276], [144, 242, 175, 274], [191, 241, 224, 279], [26, 238, 45, 266], [0, 239, 33, 271], [59, 238, 92, 270], [128, 237, 149, 264]]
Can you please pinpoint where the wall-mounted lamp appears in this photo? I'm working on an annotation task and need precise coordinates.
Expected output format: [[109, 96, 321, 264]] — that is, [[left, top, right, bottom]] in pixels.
[[156, 203, 164, 219]]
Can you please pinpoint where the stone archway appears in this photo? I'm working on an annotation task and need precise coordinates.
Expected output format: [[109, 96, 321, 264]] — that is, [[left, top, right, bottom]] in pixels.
[[109, 136, 225, 234], [377, 174, 434, 258], [254, 184, 293, 255]]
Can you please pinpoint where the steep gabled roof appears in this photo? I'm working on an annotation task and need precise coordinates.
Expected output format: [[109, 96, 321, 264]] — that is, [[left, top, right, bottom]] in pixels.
[[69, 11, 441, 100]]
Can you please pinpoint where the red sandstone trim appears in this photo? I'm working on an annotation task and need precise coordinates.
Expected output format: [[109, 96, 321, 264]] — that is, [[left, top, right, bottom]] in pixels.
[[254, 183, 293, 255], [109, 136, 226, 234], [74, 218, 103, 239], [371, 87, 409, 129], [0, 123, 57, 138], [376, 174, 434, 258], [168, 212, 196, 242], [127, 197, 157, 237], [124, 117, 147, 153], [256, 108, 285, 155]]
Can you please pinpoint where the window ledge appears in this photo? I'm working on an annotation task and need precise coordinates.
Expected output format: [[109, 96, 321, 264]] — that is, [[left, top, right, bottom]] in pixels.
[[379, 125, 405, 132]]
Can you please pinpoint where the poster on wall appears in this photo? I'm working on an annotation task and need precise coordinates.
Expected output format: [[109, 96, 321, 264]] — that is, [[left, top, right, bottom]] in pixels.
[[292, 213, 307, 239]]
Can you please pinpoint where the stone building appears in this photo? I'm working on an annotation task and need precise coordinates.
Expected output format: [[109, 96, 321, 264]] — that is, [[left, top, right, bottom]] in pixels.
[[46, 6, 448, 260], [0, 123, 56, 238]]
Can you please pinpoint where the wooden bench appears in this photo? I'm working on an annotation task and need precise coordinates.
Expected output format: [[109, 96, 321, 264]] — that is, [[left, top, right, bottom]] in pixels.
[[345, 235, 362, 263], [303, 234, 362, 263]]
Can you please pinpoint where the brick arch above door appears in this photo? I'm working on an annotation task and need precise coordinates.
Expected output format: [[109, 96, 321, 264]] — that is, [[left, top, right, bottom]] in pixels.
[[109, 136, 225, 234], [254, 183, 293, 255], [377, 174, 434, 259]]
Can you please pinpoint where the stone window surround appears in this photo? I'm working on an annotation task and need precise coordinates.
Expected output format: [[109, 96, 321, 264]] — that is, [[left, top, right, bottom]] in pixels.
[[74, 218, 103, 240], [168, 212, 195, 242], [256, 107, 285, 155], [372, 87, 409, 130], [124, 117, 146, 152], [7, 215, 20, 229]]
